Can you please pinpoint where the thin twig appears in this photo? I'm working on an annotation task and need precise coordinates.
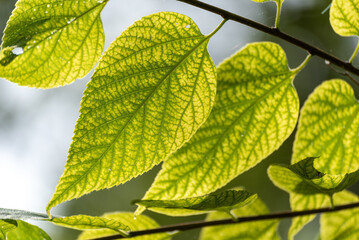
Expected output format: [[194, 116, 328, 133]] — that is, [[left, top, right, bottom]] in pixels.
[[88, 201, 359, 240], [176, 0, 359, 85]]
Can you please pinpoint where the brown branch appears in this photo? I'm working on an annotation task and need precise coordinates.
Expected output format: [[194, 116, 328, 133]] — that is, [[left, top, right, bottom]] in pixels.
[[88, 201, 359, 240], [176, 0, 359, 85]]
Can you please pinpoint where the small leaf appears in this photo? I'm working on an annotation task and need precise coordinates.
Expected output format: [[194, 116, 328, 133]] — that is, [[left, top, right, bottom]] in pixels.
[[5, 220, 51, 240], [78, 212, 171, 240], [49, 215, 130, 236], [0, 0, 107, 88], [143, 42, 301, 201], [0, 208, 48, 221], [293, 79, 359, 175], [268, 157, 359, 196], [320, 191, 359, 240], [47, 12, 216, 216], [330, 0, 359, 37], [134, 190, 257, 216], [0, 220, 17, 240], [200, 197, 280, 240]]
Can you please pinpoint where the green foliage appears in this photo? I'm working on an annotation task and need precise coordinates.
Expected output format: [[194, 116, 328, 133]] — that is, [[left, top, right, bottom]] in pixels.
[[0, 0, 106, 88], [142, 42, 301, 201], [46, 12, 217, 215], [49, 215, 130, 236], [0, 220, 17, 240], [78, 212, 171, 240], [330, 0, 359, 37], [4, 220, 51, 240], [200, 197, 280, 240], [134, 190, 256, 216]]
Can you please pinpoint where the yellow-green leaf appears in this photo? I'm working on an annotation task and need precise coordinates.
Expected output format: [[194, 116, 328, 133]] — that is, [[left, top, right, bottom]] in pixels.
[[134, 190, 257, 216], [5, 220, 51, 240], [320, 191, 359, 240], [268, 157, 359, 195], [49, 215, 130, 236], [330, 0, 359, 37], [0, 220, 17, 240], [0, 0, 107, 88], [78, 212, 171, 240], [200, 197, 280, 240], [293, 79, 359, 175], [47, 12, 217, 216], [142, 42, 301, 201]]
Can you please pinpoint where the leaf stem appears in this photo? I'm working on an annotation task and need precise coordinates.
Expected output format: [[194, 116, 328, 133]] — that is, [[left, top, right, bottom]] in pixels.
[[88, 201, 359, 240], [175, 0, 359, 81], [349, 40, 359, 63], [206, 19, 228, 39], [274, 1, 282, 29], [292, 54, 312, 74]]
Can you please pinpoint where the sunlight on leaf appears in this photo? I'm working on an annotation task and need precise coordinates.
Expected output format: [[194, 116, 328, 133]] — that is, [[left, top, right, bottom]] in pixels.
[[0, 0, 107, 88], [5, 220, 51, 240], [142, 42, 302, 201], [78, 212, 171, 240], [321, 191, 359, 240], [47, 12, 216, 216], [49, 215, 129, 236], [200, 197, 279, 240], [134, 190, 256, 216], [293, 80, 359, 175], [0, 220, 17, 240], [330, 0, 359, 37]]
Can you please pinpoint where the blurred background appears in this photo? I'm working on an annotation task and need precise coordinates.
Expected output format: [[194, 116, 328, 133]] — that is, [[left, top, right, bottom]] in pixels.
[[1, 0, 359, 239]]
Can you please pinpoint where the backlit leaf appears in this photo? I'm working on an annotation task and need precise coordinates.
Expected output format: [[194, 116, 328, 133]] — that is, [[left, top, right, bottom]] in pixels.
[[49, 215, 130, 236], [78, 212, 171, 240], [134, 190, 257, 216], [0, 220, 17, 240], [200, 197, 279, 240], [268, 158, 359, 195], [293, 80, 359, 175], [330, 0, 359, 37], [5, 220, 51, 240], [142, 42, 301, 201], [320, 191, 359, 240], [47, 12, 217, 215], [0, 0, 106, 88]]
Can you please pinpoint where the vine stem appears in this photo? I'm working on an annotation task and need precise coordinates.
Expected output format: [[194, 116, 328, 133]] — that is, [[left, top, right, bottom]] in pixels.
[[175, 0, 359, 85], [88, 201, 359, 240], [349, 40, 359, 63], [274, 1, 282, 29]]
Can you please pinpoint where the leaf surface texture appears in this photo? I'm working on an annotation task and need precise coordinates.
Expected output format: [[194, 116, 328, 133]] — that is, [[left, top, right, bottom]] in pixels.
[[330, 0, 359, 37]]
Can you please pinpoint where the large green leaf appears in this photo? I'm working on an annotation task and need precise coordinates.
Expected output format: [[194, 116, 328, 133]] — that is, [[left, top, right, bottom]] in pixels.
[[0, 220, 17, 240], [330, 0, 359, 37], [49, 215, 129, 236], [320, 191, 359, 240], [293, 80, 359, 175], [0, 0, 106, 88], [268, 158, 359, 196], [200, 197, 280, 240], [5, 220, 51, 240], [47, 12, 217, 215], [134, 190, 257, 216], [142, 42, 302, 201], [78, 212, 171, 240]]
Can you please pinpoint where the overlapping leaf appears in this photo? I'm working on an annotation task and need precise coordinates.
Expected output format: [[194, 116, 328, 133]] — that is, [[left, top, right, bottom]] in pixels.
[[78, 212, 171, 240], [0, 0, 107, 88], [49, 215, 129, 236], [321, 191, 359, 240], [330, 0, 359, 37], [47, 12, 217, 215], [142, 42, 301, 201], [293, 80, 359, 175], [5, 220, 51, 240], [200, 197, 280, 240], [134, 190, 256, 216], [268, 158, 359, 196]]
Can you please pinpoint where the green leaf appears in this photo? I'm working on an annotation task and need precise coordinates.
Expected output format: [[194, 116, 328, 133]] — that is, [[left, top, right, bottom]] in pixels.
[[142, 42, 302, 201], [200, 197, 280, 240], [0, 208, 48, 221], [0, 0, 107, 88], [0, 220, 17, 240], [330, 0, 359, 37], [49, 215, 130, 236], [5, 220, 51, 240], [288, 193, 329, 240], [293, 79, 359, 175], [47, 12, 217, 216], [78, 212, 171, 240], [320, 191, 359, 240], [134, 190, 257, 216], [268, 158, 359, 196]]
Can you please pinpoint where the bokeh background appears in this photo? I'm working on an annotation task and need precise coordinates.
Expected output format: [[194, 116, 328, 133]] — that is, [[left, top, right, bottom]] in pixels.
[[1, 0, 358, 239]]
